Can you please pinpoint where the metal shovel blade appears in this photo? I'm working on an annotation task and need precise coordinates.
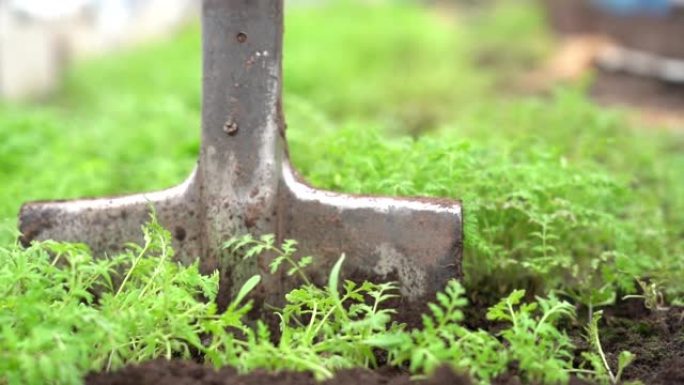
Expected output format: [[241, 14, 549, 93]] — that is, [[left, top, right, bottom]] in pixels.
[[19, 0, 463, 310]]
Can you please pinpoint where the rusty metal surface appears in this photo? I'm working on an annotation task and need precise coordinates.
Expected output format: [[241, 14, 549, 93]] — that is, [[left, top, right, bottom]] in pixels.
[[19, 0, 463, 308]]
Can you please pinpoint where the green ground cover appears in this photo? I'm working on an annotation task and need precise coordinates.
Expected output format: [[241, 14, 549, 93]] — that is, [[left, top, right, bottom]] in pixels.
[[1, 1, 682, 384]]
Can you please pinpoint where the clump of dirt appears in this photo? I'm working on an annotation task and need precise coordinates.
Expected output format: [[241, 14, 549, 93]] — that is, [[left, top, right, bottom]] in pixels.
[[654, 356, 684, 384], [490, 371, 593, 385], [85, 361, 474, 385], [86, 361, 316, 385]]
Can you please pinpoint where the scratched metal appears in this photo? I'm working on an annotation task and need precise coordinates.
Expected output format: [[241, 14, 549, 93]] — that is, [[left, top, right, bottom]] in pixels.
[[19, 0, 463, 307]]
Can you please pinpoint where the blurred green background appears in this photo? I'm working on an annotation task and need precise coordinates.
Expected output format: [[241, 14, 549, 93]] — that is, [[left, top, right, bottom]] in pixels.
[[1, 0, 682, 301]]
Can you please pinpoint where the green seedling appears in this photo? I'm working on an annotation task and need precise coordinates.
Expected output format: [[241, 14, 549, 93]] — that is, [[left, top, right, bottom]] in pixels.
[[222, 234, 400, 379], [622, 279, 668, 311], [223, 234, 313, 284], [486, 290, 576, 384], [581, 311, 640, 385], [377, 280, 507, 384], [0, 215, 260, 385]]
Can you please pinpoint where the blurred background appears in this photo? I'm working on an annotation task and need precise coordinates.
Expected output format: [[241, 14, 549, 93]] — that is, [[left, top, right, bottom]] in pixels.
[[3, 0, 684, 109], [0, 0, 197, 100]]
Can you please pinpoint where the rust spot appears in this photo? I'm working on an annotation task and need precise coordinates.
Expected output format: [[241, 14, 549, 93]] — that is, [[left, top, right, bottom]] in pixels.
[[243, 203, 262, 229], [250, 187, 259, 198], [223, 121, 238, 136], [236, 32, 247, 43], [174, 227, 187, 242]]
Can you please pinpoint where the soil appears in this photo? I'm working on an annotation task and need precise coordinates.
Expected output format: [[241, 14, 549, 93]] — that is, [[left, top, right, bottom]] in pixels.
[[85, 360, 598, 385], [600, 300, 684, 384], [85, 362, 473, 385], [84, 297, 684, 385]]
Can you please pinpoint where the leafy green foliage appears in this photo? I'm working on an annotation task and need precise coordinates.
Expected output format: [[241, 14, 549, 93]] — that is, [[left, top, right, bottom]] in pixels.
[[223, 237, 581, 384], [223, 234, 313, 284], [369, 280, 576, 385], [380, 280, 507, 384], [0, 225, 641, 385], [0, 215, 258, 385], [486, 290, 576, 384], [622, 279, 667, 311], [222, 235, 400, 379]]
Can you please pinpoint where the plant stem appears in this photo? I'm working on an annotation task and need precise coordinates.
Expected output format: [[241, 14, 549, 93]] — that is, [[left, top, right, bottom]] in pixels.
[[592, 322, 616, 384], [115, 244, 149, 297]]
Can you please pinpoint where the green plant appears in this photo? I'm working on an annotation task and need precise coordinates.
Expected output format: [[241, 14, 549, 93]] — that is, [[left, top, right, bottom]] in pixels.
[[486, 290, 576, 384], [223, 235, 313, 284], [581, 311, 639, 385], [0, 223, 648, 385], [225, 237, 508, 383], [378, 280, 507, 384], [222, 235, 400, 379], [622, 278, 668, 311], [0, 215, 259, 385], [368, 281, 578, 385]]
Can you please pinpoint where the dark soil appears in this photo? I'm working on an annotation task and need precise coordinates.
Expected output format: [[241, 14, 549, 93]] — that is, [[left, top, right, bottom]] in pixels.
[[600, 300, 684, 384], [84, 297, 684, 385], [86, 360, 600, 385], [85, 362, 474, 385]]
